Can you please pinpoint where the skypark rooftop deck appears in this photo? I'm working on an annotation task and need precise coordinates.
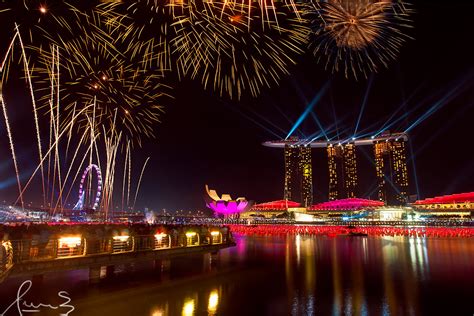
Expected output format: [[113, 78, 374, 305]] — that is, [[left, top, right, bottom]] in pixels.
[[263, 132, 408, 148]]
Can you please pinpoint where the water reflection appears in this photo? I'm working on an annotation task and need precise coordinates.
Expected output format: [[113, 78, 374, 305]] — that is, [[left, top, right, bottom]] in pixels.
[[331, 241, 342, 316], [1, 234, 473, 315], [281, 234, 473, 315], [208, 289, 219, 315], [150, 305, 168, 316]]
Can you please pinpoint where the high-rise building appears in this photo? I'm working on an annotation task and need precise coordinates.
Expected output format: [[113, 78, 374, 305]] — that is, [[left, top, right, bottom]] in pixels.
[[374, 139, 409, 205], [284, 145, 299, 202], [284, 144, 313, 207], [300, 146, 313, 207], [265, 132, 409, 206], [391, 140, 409, 203], [343, 143, 358, 198], [327, 143, 358, 200], [327, 145, 344, 201]]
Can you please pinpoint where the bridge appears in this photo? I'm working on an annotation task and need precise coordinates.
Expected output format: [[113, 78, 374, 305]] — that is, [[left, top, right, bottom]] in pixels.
[[0, 224, 234, 283]]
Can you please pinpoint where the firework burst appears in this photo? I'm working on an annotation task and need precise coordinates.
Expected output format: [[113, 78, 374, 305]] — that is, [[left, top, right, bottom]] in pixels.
[[35, 32, 171, 146], [97, 0, 186, 73], [172, 0, 309, 99], [196, 0, 304, 24], [305, 0, 413, 79], [0, 0, 99, 45]]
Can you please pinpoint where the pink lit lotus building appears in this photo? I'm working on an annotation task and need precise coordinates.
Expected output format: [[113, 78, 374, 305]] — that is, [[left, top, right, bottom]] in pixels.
[[204, 185, 253, 217]]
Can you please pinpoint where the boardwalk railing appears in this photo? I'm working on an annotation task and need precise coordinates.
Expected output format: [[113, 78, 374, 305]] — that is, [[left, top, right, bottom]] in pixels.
[[0, 240, 14, 281], [0, 225, 232, 281]]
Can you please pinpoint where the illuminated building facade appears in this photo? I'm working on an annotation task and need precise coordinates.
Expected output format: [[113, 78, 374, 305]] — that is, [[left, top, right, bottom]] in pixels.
[[204, 185, 253, 217], [284, 145, 299, 202], [300, 146, 313, 207], [343, 143, 358, 198], [284, 144, 313, 207], [327, 143, 358, 200], [412, 192, 474, 219], [266, 132, 409, 207], [241, 200, 302, 218], [374, 139, 409, 205], [327, 145, 344, 200]]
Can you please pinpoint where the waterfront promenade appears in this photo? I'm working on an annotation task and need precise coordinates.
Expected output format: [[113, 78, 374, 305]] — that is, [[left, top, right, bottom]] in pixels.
[[228, 224, 474, 237], [0, 223, 235, 283]]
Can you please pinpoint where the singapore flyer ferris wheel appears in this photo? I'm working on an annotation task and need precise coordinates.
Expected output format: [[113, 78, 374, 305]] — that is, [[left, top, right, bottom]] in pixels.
[[73, 164, 103, 210]]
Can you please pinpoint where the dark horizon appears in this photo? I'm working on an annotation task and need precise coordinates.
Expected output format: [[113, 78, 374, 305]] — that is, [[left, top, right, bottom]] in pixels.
[[0, 0, 473, 211]]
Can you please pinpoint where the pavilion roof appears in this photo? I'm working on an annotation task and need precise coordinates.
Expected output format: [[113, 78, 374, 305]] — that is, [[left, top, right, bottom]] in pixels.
[[413, 192, 474, 205], [309, 198, 384, 211], [252, 200, 301, 210]]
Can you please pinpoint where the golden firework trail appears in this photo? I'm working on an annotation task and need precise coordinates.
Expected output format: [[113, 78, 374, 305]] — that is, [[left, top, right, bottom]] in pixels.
[[49, 100, 58, 210], [173, 0, 309, 99], [15, 23, 46, 206], [133, 156, 150, 210], [45, 45, 55, 206], [127, 141, 132, 207], [0, 30, 30, 210], [15, 104, 94, 205], [122, 139, 130, 211], [0, 95, 24, 209], [1, 10, 165, 215], [97, 0, 179, 73], [102, 126, 122, 219], [64, 102, 77, 161], [53, 129, 92, 213], [52, 45, 64, 210], [35, 32, 170, 146], [0, 32, 18, 69], [61, 116, 104, 215], [86, 97, 97, 212]]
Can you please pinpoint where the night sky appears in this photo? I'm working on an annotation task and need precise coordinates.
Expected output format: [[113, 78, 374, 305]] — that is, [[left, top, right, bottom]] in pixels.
[[0, 0, 473, 211]]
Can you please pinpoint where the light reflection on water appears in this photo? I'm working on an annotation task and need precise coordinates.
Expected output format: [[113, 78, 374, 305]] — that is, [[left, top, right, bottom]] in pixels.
[[0, 234, 473, 315], [207, 289, 219, 315]]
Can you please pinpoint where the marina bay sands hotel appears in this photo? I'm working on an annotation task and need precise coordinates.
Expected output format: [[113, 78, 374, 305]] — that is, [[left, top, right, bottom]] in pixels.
[[263, 132, 410, 207]]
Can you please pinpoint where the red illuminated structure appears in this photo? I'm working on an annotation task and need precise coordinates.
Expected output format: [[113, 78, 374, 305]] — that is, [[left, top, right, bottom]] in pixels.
[[413, 192, 474, 206], [252, 200, 301, 211], [309, 198, 384, 211], [241, 200, 301, 218], [412, 192, 474, 219]]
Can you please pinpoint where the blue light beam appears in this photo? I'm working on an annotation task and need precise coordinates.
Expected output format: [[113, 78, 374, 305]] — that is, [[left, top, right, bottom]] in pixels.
[[311, 112, 330, 141], [286, 81, 331, 140], [404, 77, 472, 133], [219, 100, 284, 139], [353, 75, 374, 137]]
